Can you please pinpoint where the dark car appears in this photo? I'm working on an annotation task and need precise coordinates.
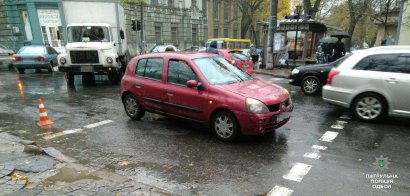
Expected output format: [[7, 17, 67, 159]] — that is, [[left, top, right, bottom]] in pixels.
[[12, 45, 59, 74], [121, 52, 293, 141], [289, 56, 348, 95]]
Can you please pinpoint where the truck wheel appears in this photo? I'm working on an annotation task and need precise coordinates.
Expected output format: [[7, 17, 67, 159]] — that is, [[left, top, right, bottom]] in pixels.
[[48, 62, 54, 73], [108, 69, 121, 85], [66, 72, 74, 86], [18, 68, 25, 74]]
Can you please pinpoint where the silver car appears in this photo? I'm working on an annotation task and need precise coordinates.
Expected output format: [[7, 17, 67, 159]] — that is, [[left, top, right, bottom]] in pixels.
[[322, 46, 410, 122], [12, 45, 59, 74]]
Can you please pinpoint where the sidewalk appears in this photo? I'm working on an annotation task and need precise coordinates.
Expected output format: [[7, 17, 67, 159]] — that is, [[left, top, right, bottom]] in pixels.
[[254, 68, 291, 79], [0, 132, 171, 195]]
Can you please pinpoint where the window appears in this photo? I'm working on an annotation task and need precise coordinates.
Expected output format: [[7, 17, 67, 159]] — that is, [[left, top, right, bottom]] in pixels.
[[354, 54, 396, 72], [213, 0, 219, 20], [393, 55, 410, 73], [168, 0, 174, 7], [46, 47, 58, 54], [167, 60, 198, 86], [192, 24, 198, 44], [135, 58, 163, 80], [155, 23, 162, 43], [151, 0, 158, 6], [224, 28, 229, 38], [171, 23, 178, 43], [214, 27, 218, 37], [41, 26, 49, 46], [233, 28, 238, 38]]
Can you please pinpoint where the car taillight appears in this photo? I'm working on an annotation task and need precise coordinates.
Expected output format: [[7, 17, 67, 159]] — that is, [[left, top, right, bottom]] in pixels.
[[231, 60, 235, 64], [37, 57, 45, 62], [327, 69, 340, 84], [12, 57, 21, 61]]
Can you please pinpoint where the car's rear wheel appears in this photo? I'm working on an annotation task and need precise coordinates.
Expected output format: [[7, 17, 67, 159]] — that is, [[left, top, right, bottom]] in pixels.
[[66, 72, 74, 86], [301, 76, 321, 95], [352, 93, 386, 122], [123, 94, 145, 120], [211, 111, 240, 142], [18, 68, 25, 74]]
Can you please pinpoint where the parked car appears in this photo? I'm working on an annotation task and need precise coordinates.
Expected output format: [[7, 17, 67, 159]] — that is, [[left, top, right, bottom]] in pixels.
[[12, 45, 59, 74], [322, 46, 410, 122], [289, 55, 349, 95], [184, 46, 206, 52], [121, 52, 293, 141], [148, 45, 178, 53], [0, 44, 14, 70], [218, 49, 254, 75]]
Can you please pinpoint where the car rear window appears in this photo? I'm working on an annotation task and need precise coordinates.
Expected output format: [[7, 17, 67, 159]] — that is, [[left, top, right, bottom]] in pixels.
[[333, 53, 352, 68], [18, 47, 45, 54]]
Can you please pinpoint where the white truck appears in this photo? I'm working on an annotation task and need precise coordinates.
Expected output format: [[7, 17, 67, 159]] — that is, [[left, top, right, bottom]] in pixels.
[[58, 1, 128, 85]]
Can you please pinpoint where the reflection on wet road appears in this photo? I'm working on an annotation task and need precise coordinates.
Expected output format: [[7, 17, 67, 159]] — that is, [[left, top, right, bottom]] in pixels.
[[0, 71, 409, 195]]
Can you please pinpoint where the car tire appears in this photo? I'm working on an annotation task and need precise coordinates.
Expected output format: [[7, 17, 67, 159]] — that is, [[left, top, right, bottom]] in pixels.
[[66, 72, 74, 86], [48, 62, 53, 73], [301, 76, 321, 95], [352, 93, 387, 122], [108, 68, 121, 85], [18, 68, 25, 74], [211, 111, 240, 142], [123, 94, 145, 120]]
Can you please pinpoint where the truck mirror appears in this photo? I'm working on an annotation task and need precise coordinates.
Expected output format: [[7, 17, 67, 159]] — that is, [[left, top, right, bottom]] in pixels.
[[120, 30, 125, 39]]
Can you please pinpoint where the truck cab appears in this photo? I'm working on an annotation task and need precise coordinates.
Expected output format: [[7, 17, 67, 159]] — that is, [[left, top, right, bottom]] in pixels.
[[58, 23, 125, 85]]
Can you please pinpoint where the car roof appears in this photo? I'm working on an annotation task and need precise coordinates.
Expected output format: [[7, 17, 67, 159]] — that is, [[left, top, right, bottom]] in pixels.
[[136, 51, 219, 60]]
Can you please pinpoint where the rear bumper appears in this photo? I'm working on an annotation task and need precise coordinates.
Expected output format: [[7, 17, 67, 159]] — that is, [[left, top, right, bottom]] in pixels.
[[322, 85, 352, 108], [13, 62, 50, 69], [235, 104, 293, 135]]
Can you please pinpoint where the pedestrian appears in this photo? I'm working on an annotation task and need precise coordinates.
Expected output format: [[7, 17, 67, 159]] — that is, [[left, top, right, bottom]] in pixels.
[[332, 37, 346, 61], [205, 41, 219, 54], [316, 45, 326, 64], [279, 40, 290, 69], [250, 44, 259, 65]]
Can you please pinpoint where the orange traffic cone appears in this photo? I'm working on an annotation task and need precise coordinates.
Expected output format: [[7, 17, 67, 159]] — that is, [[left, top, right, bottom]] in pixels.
[[37, 99, 53, 126]]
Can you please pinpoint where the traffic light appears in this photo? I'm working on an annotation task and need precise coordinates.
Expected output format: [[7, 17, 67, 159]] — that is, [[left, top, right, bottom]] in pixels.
[[136, 20, 141, 31], [131, 20, 136, 31]]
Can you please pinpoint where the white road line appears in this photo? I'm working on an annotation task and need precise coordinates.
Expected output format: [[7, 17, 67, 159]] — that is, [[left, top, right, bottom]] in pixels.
[[319, 131, 339, 142], [267, 185, 294, 196], [312, 145, 328, 150], [331, 120, 347, 129], [44, 128, 83, 140], [283, 162, 312, 182], [84, 120, 113, 129], [339, 113, 351, 120], [304, 151, 321, 159]]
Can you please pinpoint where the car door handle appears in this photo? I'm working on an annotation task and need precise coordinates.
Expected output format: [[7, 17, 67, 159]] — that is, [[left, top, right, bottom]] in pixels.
[[385, 78, 398, 83], [166, 90, 173, 95], [135, 83, 141, 88]]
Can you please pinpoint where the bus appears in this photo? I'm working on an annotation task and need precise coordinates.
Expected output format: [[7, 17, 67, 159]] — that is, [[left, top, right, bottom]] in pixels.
[[206, 38, 251, 50]]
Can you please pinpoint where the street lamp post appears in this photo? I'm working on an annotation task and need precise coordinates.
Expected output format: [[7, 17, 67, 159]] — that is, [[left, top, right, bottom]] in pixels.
[[293, 5, 302, 67]]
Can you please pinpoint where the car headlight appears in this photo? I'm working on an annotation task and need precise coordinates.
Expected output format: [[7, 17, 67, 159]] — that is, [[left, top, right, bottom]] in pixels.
[[106, 57, 113, 63], [60, 57, 66, 64], [246, 98, 269, 114], [291, 68, 300, 75]]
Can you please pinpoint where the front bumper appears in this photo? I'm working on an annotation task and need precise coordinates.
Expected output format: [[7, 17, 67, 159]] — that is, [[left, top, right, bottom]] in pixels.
[[289, 74, 301, 86], [235, 104, 294, 135], [58, 65, 116, 74]]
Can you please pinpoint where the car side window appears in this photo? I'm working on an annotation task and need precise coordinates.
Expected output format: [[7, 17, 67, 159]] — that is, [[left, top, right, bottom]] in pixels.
[[167, 60, 198, 86], [390, 55, 410, 74], [354, 54, 395, 71], [135, 58, 163, 80]]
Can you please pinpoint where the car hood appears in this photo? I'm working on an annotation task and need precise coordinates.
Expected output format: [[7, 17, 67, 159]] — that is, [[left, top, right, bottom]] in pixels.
[[217, 78, 288, 103]]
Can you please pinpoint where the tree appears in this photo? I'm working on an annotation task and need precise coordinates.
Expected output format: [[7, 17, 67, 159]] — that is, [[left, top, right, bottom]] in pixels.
[[236, 0, 265, 39], [346, 0, 371, 51], [369, 0, 399, 42], [303, 0, 323, 19]]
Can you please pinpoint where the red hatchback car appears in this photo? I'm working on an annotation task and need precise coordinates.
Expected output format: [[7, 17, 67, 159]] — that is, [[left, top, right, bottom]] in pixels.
[[121, 52, 293, 141], [218, 49, 254, 75]]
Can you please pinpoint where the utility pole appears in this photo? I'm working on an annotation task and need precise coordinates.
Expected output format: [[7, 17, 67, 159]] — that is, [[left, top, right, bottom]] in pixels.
[[265, 0, 278, 69], [140, 3, 145, 54]]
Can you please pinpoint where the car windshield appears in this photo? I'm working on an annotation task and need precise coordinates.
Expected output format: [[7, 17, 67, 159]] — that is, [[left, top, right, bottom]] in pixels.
[[194, 57, 252, 85], [332, 53, 353, 68], [18, 47, 45, 54], [150, 45, 166, 53], [67, 26, 110, 43]]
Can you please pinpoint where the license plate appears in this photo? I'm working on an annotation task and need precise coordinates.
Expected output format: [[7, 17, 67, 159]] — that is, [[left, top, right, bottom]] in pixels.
[[242, 64, 249, 68], [81, 66, 93, 72]]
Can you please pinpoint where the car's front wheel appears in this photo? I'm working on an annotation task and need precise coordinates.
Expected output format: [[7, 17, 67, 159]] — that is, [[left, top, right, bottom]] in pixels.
[[123, 94, 145, 120], [211, 111, 240, 141], [352, 93, 386, 122], [48, 62, 53, 73], [301, 76, 321, 95]]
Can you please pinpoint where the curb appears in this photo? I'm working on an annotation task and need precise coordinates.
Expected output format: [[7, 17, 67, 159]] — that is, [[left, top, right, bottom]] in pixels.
[[254, 70, 290, 79]]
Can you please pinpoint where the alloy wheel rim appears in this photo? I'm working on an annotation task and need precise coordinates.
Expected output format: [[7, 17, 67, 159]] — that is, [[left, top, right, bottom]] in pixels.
[[303, 79, 318, 93], [215, 115, 234, 139], [125, 97, 138, 116], [356, 97, 382, 120]]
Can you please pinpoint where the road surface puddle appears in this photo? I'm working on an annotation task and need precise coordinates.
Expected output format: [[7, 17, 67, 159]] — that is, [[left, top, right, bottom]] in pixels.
[[43, 167, 100, 184]]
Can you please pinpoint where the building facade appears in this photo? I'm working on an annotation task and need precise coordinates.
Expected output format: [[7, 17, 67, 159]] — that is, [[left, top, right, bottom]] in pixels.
[[0, 0, 65, 52], [398, 0, 410, 45], [206, 0, 242, 39]]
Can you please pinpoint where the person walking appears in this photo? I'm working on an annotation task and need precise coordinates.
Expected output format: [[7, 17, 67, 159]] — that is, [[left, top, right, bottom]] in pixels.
[[250, 44, 259, 65], [332, 38, 346, 61]]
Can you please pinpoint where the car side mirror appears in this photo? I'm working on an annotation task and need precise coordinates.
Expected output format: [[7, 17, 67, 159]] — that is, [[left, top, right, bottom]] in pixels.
[[187, 80, 199, 88], [120, 30, 125, 40]]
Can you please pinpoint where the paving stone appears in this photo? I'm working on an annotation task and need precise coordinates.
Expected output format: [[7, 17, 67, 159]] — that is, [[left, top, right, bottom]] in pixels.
[[0, 164, 14, 178]]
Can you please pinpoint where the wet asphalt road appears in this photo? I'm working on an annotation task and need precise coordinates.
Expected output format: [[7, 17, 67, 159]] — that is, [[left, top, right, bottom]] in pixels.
[[0, 70, 409, 196]]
